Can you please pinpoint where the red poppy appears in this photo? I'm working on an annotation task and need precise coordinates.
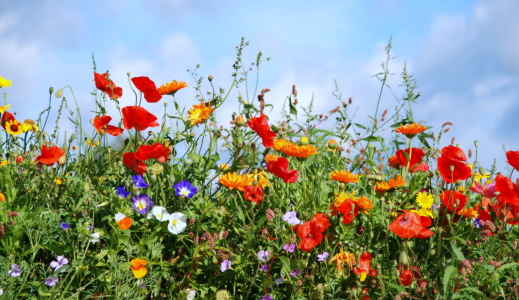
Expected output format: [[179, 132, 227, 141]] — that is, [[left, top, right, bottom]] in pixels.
[[506, 151, 519, 171], [266, 156, 298, 183], [494, 174, 519, 206], [123, 152, 147, 175], [1, 112, 15, 129], [121, 106, 159, 131], [399, 269, 413, 286], [134, 143, 170, 163], [248, 113, 278, 148], [437, 156, 471, 183], [336, 198, 359, 224], [389, 210, 433, 239], [243, 185, 264, 204], [34, 145, 65, 166], [441, 145, 467, 161], [94, 72, 122, 99], [353, 252, 377, 281], [131, 76, 162, 103], [440, 190, 468, 213], [395, 148, 429, 173], [92, 115, 123, 136], [297, 220, 323, 252], [311, 213, 331, 232]]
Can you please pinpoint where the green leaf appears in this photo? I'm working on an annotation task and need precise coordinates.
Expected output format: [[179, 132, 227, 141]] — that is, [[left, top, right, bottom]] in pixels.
[[361, 135, 382, 142], [288, 96, 297, 116], [443, 265, 458, 297], [450, 241, 465, 261], [278, 255, 291, 272], [354, 123, 366, 129]]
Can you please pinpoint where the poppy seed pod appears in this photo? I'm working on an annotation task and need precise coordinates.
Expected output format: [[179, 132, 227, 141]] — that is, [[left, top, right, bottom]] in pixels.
[[55, 89, 64, 98]]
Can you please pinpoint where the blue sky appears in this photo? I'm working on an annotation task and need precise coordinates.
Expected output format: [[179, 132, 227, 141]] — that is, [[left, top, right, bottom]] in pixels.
[[1, 0, 518, 170]]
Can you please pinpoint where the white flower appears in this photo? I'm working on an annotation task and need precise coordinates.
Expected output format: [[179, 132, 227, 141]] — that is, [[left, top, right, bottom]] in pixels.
[[185, 288, 196, 300], [151, 206, 170, 221], [0, 287, 3, 295], [167, 212, 187, 234], [114, 212, 126, 223], [90, 232, 100, 244]]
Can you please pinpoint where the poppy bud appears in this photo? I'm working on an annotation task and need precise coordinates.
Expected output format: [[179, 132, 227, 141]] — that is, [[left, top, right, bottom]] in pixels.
[[148, 131, 153, 136], [208, 75, 213, 82], [124, 139, 130, 146], [184, 159, 192, 166], [83, 182, 90, 192], [327, 140, 338, 149], [169, 174, 176, 184], [150, 174, 157, 182], [55, 89, 64, 98], [58, 154, 67, 165], [49, 87, 54, 94]]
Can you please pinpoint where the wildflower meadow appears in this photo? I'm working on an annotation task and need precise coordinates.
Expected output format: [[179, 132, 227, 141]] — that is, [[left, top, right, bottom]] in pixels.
[[1, 39, 519, 299]]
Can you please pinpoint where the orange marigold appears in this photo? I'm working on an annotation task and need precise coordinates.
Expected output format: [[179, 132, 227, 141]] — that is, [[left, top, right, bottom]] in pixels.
[[186, 102, 215, 126], [264, 154, 279, 162], [395, 123, 426, 137], [388, 155, 401, 169], [329, 249, 356, 275], [356, 196, 373, 213], [330, 170, 360, 184], [219, 172, 251, 190], [376, 175, 406, 193], [157, 80, 188, 95], [278, 143, 319, 159]]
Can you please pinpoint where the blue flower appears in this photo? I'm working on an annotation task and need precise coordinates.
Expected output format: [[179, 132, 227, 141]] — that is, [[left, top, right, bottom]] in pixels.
[[132, 175, 149, 188], [317, 252, 329, 262], [473, 218, 481, 228], [116, 186, 130, 199], [220, 259, 232, 272], [173, 180, 198, 198], [8, 264, 21, 277], [59, 221, 71, 231], [44, 276, 59, 287], [131, 194, 154, 214]]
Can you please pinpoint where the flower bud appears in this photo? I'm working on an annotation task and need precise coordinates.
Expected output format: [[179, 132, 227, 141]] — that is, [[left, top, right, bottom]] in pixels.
[[58, 154, 67, 165], [55, 89, 64, 98], [300, 136, 309, 145], [235, 115, 246, 126], [327, 139, 338, 149], [49, 87, 54, 94], [208, 75, 213, 82]]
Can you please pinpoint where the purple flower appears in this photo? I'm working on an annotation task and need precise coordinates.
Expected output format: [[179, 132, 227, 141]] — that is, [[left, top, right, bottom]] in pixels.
[[282, 211, 302, 225], [132, 175, 149, 188], [283, 243, 296, 253], [131, 194, 154, 214], [317, 252, 329, 262], [44, 276, 59, 287], [259, 264, 269, 271], [8, 264, 21, 277], [289, 269, 300, 278], [474, 218, 481, 228], [220, 259, 232, 272], [59, 221, 71, 231], [257, 250, 270, 261], [116, 186, 130, 199], [173, 180, 198, 198], [260, 295, 273, 300], [50, 256, 69, 272]]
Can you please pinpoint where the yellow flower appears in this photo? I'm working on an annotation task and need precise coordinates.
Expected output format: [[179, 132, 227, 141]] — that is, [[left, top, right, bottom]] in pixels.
[[457, 208, 478, 219], [0, 192, 5, 201], [186, 102, 215, 126], [219, 163, 230, 170], [0, 160, 7, 167], [130, 259, 148, 278], [219, 172, 251, 190], [411, 208, 434, 218], [5, 119, 23, 135], [0, 104, 11, 113], [55, 178, 63, 185], [272, 139, 293, 151], [329, 249, 356, 275], [157, 80, 188, 95], [247, 171, 269, 188], [330, 170, 360, 184], [0, 76, 12, 88], [416, 191, 434, 209]]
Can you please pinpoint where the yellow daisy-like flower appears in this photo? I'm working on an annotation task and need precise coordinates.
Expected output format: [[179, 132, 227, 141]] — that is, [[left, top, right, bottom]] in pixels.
[[219, 163, 230, 170], [0, 160, 7, 167], [186, 102, 215, 126], [247, 171, 269, 188], [157, 80, 188, 95], [0, 76, 12, 88], [411, 208, 434, 219], [331, 191, 359, 208], [395, 123, 426, 137], [272, 138, 293, 152], [130, 259, 148, 278], [329, 249, 356, 275], [330, 170, 360, 184], [416, 191, 434, 209], [5, 119, 23, 135], [219, 172, 251, 190], [55, 178, 63, 185], [0, 104, 11, 113]]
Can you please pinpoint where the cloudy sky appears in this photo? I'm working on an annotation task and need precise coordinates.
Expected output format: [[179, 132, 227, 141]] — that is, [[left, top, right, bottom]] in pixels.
[[1, 0, 518, 171]]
